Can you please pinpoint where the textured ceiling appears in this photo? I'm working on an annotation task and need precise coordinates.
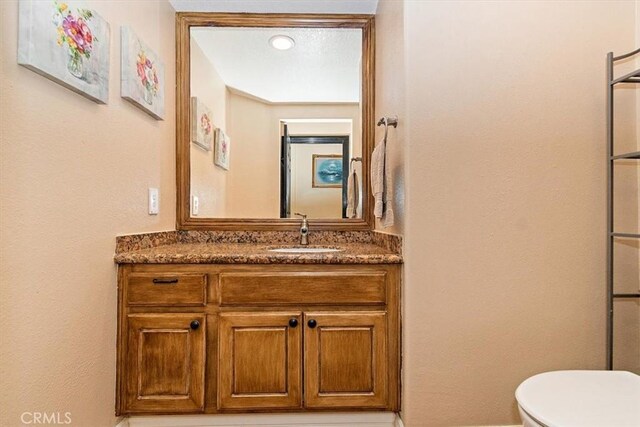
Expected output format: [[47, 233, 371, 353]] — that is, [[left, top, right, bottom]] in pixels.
[[191, 27, 362, 103], [170, 0, 378, 14]]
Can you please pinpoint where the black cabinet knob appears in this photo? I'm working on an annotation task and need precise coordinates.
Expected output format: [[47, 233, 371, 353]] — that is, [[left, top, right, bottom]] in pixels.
[[190, 320, 200, 330], [288, 318, 298, 328], [307, 319, 317, 328]]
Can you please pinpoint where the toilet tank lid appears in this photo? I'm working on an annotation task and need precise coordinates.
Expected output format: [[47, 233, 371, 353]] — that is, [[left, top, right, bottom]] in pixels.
[[516, 370, 640, 427]]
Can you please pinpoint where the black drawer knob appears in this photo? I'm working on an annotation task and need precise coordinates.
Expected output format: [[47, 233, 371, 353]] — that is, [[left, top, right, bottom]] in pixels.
[[307, 319, 317, 328], [190, 320, 200, 330], [288, 318, 298, 328]]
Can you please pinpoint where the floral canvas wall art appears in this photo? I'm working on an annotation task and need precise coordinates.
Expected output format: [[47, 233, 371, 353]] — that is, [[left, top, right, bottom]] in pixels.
[[312, 155, 343, 188], [18, 0, 110, 104], [121, 27, 165, 120], [191, 97, 213, 151], [214, 128, 230, 170]]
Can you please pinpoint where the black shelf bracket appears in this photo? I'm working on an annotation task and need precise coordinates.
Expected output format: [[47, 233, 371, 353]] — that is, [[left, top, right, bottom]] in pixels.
[[611, 232, 640, 238], [613, 293, 640, 299], [611, 68, 640, 85], [611, 151, 640, 160]]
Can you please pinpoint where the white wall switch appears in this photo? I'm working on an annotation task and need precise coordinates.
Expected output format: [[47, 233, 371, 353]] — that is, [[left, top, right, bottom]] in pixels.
[[148, 188, 159, 215], [192, 195, 199, 216]]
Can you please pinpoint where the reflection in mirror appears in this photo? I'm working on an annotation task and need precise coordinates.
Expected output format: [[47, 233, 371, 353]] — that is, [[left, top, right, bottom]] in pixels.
[[189, 27, 362, 220]]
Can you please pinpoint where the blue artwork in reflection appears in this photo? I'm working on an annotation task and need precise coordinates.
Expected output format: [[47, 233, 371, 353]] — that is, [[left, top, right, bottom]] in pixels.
[[314, 156, 343, 187]]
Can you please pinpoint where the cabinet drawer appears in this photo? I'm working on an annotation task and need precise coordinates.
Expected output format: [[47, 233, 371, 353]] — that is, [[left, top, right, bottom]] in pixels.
[[219, 272, 386, 306], [126, 273, 207, 306]]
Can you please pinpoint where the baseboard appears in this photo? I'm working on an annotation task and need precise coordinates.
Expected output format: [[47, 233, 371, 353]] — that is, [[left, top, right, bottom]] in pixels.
[[124, 412, 400, 427], [119, 415, 523, 427]]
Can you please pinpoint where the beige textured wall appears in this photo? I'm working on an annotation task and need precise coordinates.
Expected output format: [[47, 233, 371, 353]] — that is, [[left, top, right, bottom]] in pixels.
[[225, 91, 361, 218], [190, 39, 228, 217], [375, 0, 405, 235], [225, 91, 280, 217], [393, 1, 638, 425], [0, 1, 176, 426]]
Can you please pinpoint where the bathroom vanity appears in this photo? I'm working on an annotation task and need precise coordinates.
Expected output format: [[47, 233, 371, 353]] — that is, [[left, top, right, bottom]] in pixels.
[[114, 11, 401, 417], [114, 236, 402, 415]]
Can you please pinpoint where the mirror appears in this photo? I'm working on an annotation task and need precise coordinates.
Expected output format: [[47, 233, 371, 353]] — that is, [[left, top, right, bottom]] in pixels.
[[176, 14, 374, 230]]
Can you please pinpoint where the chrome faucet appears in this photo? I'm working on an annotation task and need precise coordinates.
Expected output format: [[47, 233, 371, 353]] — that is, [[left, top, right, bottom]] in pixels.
[[294, 213, 309, 245]]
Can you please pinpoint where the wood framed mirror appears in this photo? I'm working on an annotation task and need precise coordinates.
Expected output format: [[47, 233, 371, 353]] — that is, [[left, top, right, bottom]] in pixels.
[[176, 13, 375, 230]]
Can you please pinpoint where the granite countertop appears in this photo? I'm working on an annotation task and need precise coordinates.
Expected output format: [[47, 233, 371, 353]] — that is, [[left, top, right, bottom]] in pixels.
[[114, 231, 403, 264], [114, 242, 402, 264]]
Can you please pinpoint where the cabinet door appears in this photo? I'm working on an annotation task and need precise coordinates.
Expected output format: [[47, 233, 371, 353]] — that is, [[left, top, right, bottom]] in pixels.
[[124, 314, 205, 413], [304, 311, 387, 408], [218, 312, 302, 410]]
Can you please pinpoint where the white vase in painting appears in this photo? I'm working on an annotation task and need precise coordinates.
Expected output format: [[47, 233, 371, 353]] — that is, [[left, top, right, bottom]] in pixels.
[[67, 53, 84, 78]]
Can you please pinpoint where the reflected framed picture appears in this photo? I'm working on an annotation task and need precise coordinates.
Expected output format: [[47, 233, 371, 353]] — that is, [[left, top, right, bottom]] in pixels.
[[214, 128, 230, 170], [121, 26, 165, 120], [18, 0, 111, 104], [190, 97, 213, 151], [312, 154, 343, 188]]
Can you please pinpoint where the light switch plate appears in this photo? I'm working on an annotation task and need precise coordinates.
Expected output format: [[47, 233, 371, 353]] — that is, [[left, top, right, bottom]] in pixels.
[[148, 188, 159, 215], [192, 195, 199, 216]]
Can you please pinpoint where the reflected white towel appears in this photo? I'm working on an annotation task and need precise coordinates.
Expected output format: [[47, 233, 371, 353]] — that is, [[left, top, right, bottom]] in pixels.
[[346, 166, 359, 218], [371, 139, 385, 219]]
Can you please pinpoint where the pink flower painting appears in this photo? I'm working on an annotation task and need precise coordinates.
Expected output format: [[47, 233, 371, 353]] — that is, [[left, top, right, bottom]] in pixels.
[[190, 97, 213, 151], [18, 1, 110, 104], [121, 27, 165, 119], [136, 51, 159, 104], [53, 1, 97, 78], [200, 113, 212, 137], [214, 128, 230, 170]]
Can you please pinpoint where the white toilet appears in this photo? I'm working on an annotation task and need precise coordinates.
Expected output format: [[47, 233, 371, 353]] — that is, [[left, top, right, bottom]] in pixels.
[[515, 370, 640, 427]]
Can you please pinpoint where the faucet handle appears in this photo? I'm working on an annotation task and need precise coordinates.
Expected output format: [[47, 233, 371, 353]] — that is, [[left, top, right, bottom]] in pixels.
[[295, 212, 309, 245]]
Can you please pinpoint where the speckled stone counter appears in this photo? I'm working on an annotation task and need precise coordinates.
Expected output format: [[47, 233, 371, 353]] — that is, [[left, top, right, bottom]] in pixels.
[[114, 231, 402, 264]]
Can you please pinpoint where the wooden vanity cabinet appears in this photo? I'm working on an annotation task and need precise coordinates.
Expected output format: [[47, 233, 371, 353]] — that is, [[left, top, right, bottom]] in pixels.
[[218, 311, 303, 410], [116, 264, 400, 415], [124, 313, 206, 413], [304, 311, 388, 408]]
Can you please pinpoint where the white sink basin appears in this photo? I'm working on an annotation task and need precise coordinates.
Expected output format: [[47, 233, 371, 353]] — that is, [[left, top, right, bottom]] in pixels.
[[268, 247, 343, 254]]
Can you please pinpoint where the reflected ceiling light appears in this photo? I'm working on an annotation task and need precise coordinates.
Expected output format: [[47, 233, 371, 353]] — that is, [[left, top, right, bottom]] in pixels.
[[269, 35, 295, 50]]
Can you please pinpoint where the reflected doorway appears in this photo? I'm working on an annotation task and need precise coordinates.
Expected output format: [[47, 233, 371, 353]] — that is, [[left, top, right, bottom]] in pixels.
[[280, 126, 349, 219]]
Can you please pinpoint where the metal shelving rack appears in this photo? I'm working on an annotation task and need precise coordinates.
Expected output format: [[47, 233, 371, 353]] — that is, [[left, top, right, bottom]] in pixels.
[[606, 48, 640, 370]]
